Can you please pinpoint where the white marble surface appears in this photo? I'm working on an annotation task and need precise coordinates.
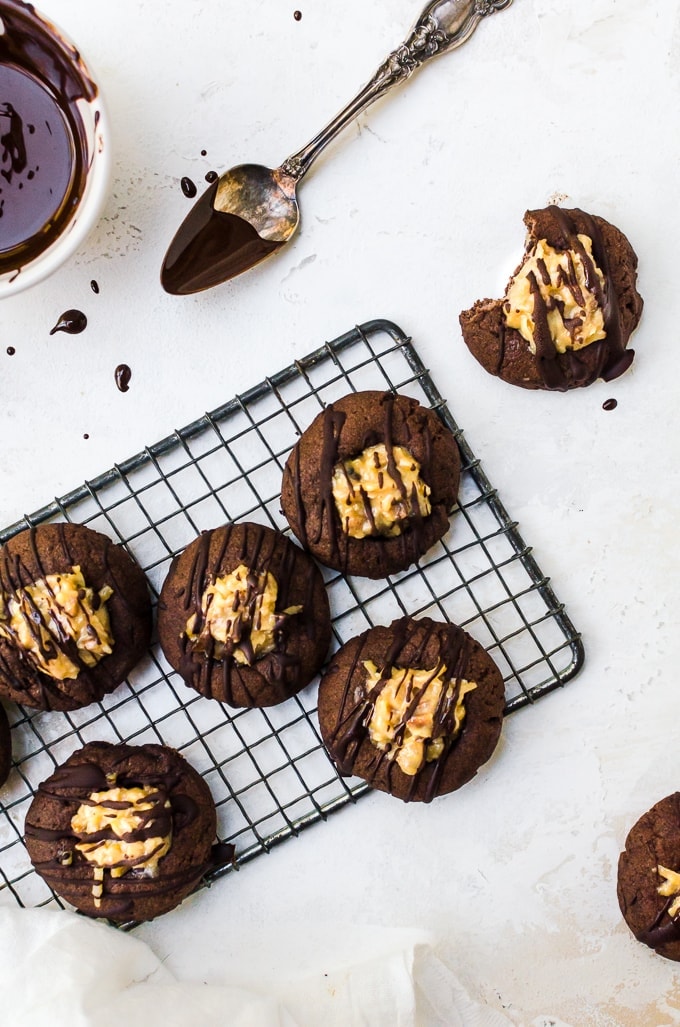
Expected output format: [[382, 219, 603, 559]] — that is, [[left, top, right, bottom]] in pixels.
[[1, 0, 680, 1023]]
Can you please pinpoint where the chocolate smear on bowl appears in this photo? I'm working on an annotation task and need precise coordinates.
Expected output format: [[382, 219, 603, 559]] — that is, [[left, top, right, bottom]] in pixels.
[[0, 1, 98, 275]]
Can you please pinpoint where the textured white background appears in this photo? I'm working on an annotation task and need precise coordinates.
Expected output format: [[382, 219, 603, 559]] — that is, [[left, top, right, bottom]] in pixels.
[[2, 0, 680, 1023]]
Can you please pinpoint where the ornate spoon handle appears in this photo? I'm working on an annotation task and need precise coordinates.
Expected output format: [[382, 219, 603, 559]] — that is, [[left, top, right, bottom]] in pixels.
[[280, 0, 512, 181]]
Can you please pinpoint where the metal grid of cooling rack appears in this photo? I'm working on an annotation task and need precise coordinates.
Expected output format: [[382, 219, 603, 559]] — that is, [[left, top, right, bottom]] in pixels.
[[0, 318, 583, 915]]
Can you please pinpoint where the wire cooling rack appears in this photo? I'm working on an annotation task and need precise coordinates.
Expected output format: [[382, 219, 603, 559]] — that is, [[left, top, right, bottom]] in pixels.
[[0, 318, 583, 915]]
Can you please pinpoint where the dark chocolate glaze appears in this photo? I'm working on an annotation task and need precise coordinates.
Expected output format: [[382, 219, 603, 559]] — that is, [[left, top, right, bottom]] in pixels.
[[180, 175, 197, 199], [0, 1, 97, 273], [115, 363, 131, 392], [328, 617, 473, 803], [49, 308, 87, 335], [160, 181, 283, 295], [177, 523, 312, 705], [500, 206, 632, 391]]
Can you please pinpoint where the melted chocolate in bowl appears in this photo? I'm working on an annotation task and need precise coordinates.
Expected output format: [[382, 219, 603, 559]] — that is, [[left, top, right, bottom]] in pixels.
[[0, 1, 106, 290]]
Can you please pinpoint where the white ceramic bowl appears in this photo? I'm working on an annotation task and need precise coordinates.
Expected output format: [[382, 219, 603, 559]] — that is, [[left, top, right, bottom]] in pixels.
[[0, 1, 111, 297]]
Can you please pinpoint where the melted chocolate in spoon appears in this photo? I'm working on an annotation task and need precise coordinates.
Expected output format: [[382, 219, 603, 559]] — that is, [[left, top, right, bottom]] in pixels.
[[160, 181, 283, 296]]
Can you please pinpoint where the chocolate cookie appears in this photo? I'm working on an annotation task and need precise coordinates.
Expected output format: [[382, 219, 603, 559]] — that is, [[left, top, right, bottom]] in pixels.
[[0, 523, 152, 711], [617, 793, 680, 960], [317, 616, 505, 802], [24, 740, 217, 923], [158, 522, 331, 707], [281, 391, 461, 578], [459, 206, 643, 391], [0, 702, 11, 787]]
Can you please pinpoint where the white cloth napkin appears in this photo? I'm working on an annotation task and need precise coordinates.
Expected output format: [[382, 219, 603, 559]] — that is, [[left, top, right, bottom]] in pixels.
[[0, 906, 513, 1026]]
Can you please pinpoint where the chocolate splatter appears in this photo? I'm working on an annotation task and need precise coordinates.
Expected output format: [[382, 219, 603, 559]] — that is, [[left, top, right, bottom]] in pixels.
[[602, 398, 618, 411], [49, 309, 87, 335], [294, 10, 302, 20], [6, 346, 15, 356], [180, 176, 197, 199], [90, 279, 99, 294], [200, 149, 207, 157], [115, 363, 131, 392], [205, 170, 217, 183]]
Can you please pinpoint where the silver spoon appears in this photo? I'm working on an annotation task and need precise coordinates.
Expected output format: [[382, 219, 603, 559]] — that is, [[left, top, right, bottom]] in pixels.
[[161, 0, 513, 295]]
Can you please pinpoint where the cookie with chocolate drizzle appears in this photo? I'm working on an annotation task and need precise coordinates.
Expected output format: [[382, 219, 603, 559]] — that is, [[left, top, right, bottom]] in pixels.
[[0, 701, 11, 787], [0, 523, 152, 712], [459, 206, 643, 391], [24, 741, 218, 923], [618, 793, 680, 961], [280, 391, 461, 578], [158, 522, 331, 707], [317, 616, 505, 802]]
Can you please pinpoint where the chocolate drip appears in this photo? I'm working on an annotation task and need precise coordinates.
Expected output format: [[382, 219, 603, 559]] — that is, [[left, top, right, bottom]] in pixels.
[[50, 309, 87, 335], [114, 363, 131, 392], [329, 617, 472, 803], [180, 176, 197, 198]]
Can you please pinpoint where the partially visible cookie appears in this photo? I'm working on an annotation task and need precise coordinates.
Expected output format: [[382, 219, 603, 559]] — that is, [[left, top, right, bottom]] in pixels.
[[0, 523, 152, 711], [281, 391, 461, 579], [459, 206, 643, 391], [0, 702, 11, 787], [24, 740, 217, 923], [158, 522, 331, 707], [317, 616, 505, 802], [618, 793, 680, 960]]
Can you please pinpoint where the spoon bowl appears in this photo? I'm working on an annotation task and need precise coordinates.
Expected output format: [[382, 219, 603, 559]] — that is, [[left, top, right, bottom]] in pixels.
[[161, 0, 513, 296], [160, 165, 299, 295]]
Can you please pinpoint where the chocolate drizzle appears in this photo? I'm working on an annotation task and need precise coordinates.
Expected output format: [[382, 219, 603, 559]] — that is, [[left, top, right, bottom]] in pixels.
[[328, 617, 472, 803], [500, 206, 634, 391]]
